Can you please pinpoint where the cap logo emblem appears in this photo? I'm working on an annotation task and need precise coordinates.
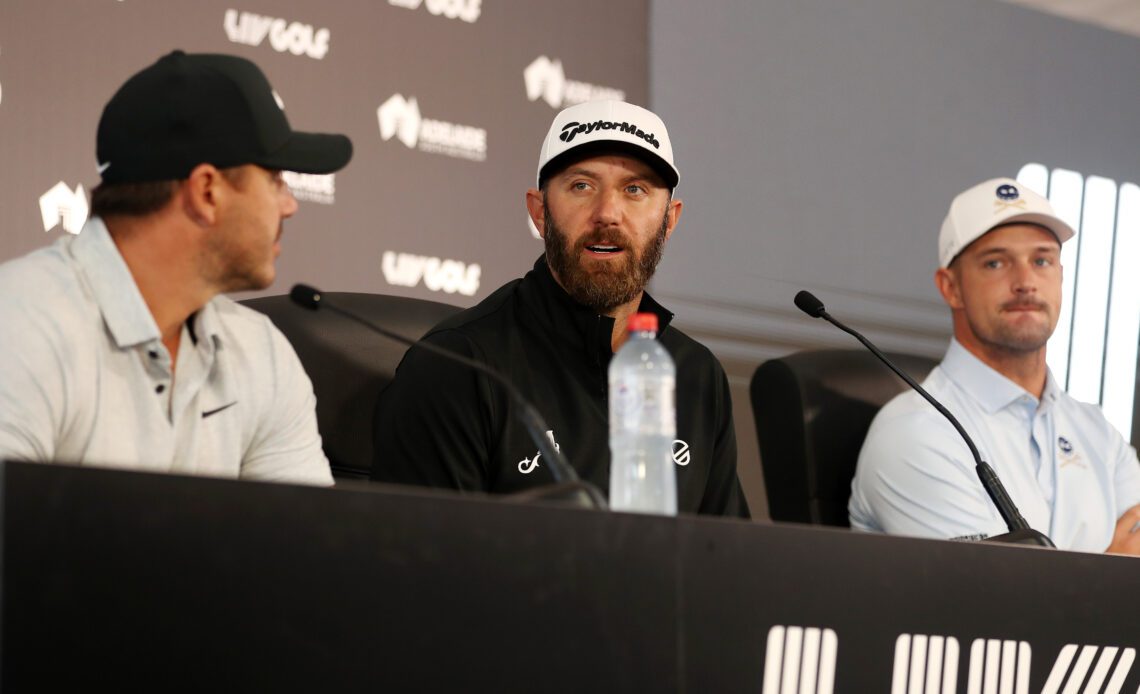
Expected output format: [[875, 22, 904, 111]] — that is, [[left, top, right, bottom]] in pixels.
[[559, 120, 660, 149], [993, 183, 1027, 214]]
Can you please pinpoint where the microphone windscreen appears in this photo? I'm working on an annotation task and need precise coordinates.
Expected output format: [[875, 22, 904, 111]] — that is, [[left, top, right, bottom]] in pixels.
[[290, 284, 322, 310], [794, 290, 826, 318]]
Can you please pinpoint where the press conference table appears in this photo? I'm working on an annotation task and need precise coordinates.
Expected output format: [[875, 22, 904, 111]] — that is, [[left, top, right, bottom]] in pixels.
[[4, 461, 1138, 692]]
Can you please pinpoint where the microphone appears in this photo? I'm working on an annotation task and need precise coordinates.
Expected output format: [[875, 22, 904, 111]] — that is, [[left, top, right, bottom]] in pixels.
[[289, 284, 607, 509], [794, 290, 1054, 548]]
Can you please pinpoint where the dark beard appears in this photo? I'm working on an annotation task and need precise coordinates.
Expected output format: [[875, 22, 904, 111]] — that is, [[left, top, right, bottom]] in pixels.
[[542, 202, 668, 314]]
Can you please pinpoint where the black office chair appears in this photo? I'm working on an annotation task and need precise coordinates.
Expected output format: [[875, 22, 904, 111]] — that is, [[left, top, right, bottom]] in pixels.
[[750, 349, 937, 527], [242, 293, 461, 480]]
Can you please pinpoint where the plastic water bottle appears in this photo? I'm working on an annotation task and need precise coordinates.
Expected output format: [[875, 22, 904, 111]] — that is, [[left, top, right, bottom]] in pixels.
[[608, 312, 677, 516]]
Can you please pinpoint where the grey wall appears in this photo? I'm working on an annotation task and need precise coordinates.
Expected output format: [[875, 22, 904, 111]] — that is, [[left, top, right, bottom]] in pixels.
[[649, 0, 1140, 516], [0, 0, 647, 305]]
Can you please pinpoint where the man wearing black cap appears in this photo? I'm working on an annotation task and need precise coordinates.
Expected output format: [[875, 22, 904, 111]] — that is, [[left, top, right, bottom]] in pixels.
[[0, 51, 352, 484], [373, 100, 749, 517]]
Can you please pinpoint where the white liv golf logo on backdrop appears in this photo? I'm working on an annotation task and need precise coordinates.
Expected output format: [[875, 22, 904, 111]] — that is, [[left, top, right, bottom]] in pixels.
[[523, 55, 625, 110], [387, 0, 482, 23], [224, 9, 331, 60], [1016, 164, 1140, 441], [382, 251, 481, 296], [39, 182, 88, 235], [377, 94, 487, 162], [283, 172, 336, 205]]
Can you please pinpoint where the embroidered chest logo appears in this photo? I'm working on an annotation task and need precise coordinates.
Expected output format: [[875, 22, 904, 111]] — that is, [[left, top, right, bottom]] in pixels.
[[672, 439, 691, 466], [518, 430, 561, 474], [1057, 435, 1086, 469]]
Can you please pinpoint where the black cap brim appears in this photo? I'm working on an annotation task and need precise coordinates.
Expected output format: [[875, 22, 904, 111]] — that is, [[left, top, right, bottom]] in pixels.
[[257, 132, 353, 175]]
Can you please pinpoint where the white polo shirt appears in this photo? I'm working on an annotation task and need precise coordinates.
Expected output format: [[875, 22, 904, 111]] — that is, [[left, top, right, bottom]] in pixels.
[[850, 339, 1140, 552], [0, 217, 333, 485]]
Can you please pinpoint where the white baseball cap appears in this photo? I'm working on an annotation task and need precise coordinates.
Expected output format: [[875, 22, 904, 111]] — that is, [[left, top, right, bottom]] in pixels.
[[536, 100, 678, 188], [938, 177, 1075, 268]]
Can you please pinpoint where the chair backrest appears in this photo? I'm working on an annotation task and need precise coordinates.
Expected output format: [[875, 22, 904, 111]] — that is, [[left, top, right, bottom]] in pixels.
[[241, 292, 461, 480], [750, 349, 938, 526]]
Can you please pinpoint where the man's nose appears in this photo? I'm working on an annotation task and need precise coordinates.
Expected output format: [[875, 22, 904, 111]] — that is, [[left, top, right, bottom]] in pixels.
[[281, 186, 299, 218], [590, 188, 622, 226], [1011, 260, 1037, 293]]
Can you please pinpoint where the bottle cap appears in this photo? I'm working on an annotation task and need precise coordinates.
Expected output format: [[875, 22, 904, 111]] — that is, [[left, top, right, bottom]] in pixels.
[[627, 313, 658, 333]]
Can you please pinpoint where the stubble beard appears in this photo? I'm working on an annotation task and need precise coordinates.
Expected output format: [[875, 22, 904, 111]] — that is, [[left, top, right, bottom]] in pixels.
[[202, 222, 279, 294], [969, 299, 1055, 355], [542, 200, 669, 314]]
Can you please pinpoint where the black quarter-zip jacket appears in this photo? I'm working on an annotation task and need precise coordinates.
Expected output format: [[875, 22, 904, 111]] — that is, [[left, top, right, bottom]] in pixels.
[[372, 256, 750, 518]]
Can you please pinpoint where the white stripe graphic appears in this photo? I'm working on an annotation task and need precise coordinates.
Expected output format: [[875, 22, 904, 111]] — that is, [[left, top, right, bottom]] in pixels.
[[1016, 642, 1030, 694], [1041, 644, 1079, 694], [1068, 176, 1117, 405], [1085, 646, 1119, 693], [782, 626, 803, 694], [1018, 164, 1140, 440], [800, 625, 821, 694], [968, 638, 985, 694], [926, 636, 945, 694], [999, 640, 1016, 693], [1040, 644, 1134, 694], [892, 634, 960, 694], [967, 638, 1031, 694], [762, 626, 838, 694], [944, 637, 960, 694], [984, 639, 1000, 693], [911, 635, 929, 694], [763, 626, 786, 694], [1104, 647, 1133, 693], [1103, 184, 1140, 439], [894, 635, 913, 694], [1063, 645, 1099, 694], [818, 629, 838, 694]]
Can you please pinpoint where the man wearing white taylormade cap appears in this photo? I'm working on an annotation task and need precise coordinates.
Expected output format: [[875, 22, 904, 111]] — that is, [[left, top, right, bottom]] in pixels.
[[849, 178, 1140, 554], [373, 100, 749, 517]]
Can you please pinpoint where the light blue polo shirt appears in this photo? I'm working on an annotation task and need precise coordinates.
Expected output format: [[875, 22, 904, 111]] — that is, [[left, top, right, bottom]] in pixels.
[[850, 339, 1140, 552]]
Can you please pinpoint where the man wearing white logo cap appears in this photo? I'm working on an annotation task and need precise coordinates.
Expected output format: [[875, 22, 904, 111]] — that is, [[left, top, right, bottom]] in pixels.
[[850, 178, 1140, 554], [373, 100, 749, 517]]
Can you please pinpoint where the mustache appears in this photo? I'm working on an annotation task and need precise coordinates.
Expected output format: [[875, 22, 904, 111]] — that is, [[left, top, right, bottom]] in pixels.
[[576, 226, 631, 249], [1000, 299, 1048, 311]]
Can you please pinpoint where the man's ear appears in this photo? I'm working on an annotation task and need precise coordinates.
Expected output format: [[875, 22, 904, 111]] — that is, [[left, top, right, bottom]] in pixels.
[[181, 163, 227, 227], [662, 198, 683, 242], [525, 188, 546, 239], [934, 266, 964, 310]]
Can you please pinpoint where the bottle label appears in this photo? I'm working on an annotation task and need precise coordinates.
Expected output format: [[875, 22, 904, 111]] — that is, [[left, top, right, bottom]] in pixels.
[[610, 376, 676, 436]]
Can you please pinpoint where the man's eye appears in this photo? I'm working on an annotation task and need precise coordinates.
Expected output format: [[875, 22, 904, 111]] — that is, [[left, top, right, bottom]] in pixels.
[[983, 259, 1002, 269], [626, 185, 645, 195], [1035, 257, 1054, 267], [571, 181, 590, 191]]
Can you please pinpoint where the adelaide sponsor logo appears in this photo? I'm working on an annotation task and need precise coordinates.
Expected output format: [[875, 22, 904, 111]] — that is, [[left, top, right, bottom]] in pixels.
[[523, 55, 625, 110], [382, 251, 481, 296], [377, 94, 487, 162], [282, 172, 336, 205], [39, 182, 88, 235], [224, 9, 331, 60], [388, 0, 482, 23]]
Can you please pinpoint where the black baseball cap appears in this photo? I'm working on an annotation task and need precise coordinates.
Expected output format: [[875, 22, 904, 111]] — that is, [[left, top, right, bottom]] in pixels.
[[96, 50, 353, 184]]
